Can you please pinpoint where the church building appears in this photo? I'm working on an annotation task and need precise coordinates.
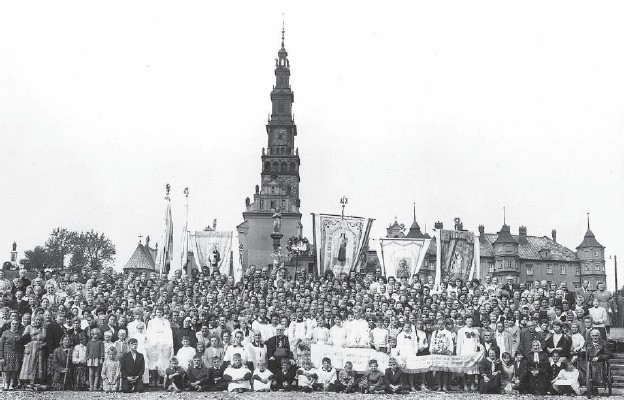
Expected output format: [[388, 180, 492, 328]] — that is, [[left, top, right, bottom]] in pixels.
[[237, 26, 302, 271]]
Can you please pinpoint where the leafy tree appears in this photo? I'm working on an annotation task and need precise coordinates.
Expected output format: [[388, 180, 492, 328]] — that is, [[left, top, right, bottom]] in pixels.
[[20, 245, 54, 271], [70, 230, 116, 270], [45, 227, 76, 269]]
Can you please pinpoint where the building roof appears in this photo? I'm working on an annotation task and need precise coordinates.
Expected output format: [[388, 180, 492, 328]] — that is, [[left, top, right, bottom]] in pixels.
[[123, 242, 156, 271], [577, 228, 604, 249], [480, 233, 578, 262], [492, 224, 518, 245], [406, 219, 428, 239]]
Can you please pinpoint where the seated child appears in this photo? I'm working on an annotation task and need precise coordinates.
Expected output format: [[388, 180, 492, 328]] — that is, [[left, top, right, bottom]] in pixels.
[[164, 357, 185, 392], [385, 357, 408, 394], [296, 358, 318, 392], [101, 347, 120, 393], [551, 360, 581, 396], [336, 361, 356, 393], [273, 359, 297, 391], [223, 353, 252, 393], [208, 354, 227, 391], [186, 355, 211, 391], [252, 360, 273, 392], [359, 359, 385, 394], [314, 357, 337, 392]]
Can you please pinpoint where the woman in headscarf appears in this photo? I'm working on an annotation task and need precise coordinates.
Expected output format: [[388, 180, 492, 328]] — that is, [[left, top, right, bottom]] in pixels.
[[527, 339, 549, 395], [592, 282, 617, 335], [478, 346, 503, 394]]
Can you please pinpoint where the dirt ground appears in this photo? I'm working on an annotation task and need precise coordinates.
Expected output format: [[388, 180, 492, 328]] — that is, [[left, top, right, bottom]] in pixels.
[[0, 389, 619, 400]]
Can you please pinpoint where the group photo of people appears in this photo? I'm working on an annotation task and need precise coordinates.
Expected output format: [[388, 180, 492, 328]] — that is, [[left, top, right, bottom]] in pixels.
[[0, 265, 618, 396]]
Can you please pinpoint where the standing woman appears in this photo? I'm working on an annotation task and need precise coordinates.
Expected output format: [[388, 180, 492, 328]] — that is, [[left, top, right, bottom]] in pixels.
[[145, 307, 173, 385], [593, 281, 618, 335], [527, 340, 549, 395], [51, 335, 73, 390], [20, 315, 47, 386], [0, 320, 24, 390]]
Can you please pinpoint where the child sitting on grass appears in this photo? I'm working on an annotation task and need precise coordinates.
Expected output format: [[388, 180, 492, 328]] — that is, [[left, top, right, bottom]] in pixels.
[[164, 356, 185, 392]]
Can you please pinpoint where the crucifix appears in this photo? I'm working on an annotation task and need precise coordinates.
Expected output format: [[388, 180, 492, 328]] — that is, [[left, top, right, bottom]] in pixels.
[[138, 234, 143, 244]]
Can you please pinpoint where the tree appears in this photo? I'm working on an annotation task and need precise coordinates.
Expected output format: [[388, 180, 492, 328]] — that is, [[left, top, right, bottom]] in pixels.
[[20, 245, 54, 271], [45, 227, 76, 269], [70, 230, 116, 270]]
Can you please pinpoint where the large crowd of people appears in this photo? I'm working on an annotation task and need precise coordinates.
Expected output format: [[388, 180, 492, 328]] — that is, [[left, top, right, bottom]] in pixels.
[[0, 265, 618, 395]]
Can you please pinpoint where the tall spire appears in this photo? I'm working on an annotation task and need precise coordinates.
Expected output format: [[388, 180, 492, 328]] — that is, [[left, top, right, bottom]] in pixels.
[[587, 212, 590, 229], [413, 202, 416, 222], [281, 13, 285, 50]]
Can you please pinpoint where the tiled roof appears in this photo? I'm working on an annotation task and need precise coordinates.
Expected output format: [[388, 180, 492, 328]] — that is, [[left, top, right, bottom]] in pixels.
[[492, 224, 518, 245], [123, 243, 156, 271], [406, 219, 428, 239], [481, 233, 578, 262], [577, 228, 604, 249]]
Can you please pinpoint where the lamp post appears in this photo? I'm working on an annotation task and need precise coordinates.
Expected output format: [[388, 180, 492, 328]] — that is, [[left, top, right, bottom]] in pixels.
[[611, 255, 619, 327], [340, 196, 348, 219]]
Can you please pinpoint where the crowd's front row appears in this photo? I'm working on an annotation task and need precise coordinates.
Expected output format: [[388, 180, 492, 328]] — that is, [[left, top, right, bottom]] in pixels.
[[28, 331, 609, 396]]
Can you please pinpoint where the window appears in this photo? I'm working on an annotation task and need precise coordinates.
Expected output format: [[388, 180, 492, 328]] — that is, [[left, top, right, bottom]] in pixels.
[[496, 260, 503, 270], [547, 264, 553, 274], [575, 266, 581, 276], [506, 245, 512, 253], [507, 261, 513, 269], [560, 265, 566, 275], [602, 265, 606, 272], [585, 250, 589, 257], [488, 263, 494, 273], [429, 261, 436, 269], [595, 251, 599, 257], [595, 264, 600, 271], [527, 266, 533, 276], [585, 264, 590, 272]]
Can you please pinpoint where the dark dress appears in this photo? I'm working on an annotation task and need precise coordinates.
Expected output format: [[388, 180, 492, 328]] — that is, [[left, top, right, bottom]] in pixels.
[[0, 329, 24, 372], [514, 359, 529, 394], [479, 357, 503, 394], [527, 351, 550, 395]]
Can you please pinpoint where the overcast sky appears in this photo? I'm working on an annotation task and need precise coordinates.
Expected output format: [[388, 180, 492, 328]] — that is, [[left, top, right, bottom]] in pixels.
[[1, 1, 623, 288]]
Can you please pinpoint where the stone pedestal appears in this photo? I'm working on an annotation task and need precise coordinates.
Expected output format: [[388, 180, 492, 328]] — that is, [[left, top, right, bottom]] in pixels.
[[270, 232, 283, 251]]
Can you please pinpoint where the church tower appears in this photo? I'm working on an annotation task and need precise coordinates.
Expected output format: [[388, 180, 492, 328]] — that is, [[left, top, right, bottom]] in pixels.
[[237, 25, 303, 270]]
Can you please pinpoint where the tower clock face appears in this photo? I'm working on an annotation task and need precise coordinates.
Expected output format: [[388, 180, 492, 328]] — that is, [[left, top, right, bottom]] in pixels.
[[275, 129, 287, 145]]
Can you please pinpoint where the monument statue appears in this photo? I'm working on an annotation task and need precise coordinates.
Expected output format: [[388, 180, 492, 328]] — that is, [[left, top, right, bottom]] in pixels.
[[272, 206, 282, 233]]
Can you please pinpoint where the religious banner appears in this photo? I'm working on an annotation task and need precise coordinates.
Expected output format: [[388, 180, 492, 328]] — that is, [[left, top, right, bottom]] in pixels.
[[310, 344, 389, 372], [155, 189, 173, 276], [434, 229, 480, 288], [379, 238, 431, 278], [193, 231, 232, 276], [312, 214, 374, 276]]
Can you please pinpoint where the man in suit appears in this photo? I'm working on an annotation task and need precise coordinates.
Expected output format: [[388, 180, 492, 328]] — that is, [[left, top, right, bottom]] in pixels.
[[493, 321, 513, 358], [266, 324, 292, 373], [518, 320, 545, 356], [501, 276, 519, 298], [121, 338, 145, 393]]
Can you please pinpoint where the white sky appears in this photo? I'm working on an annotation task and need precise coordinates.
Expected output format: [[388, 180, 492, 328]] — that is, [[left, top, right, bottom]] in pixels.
[[1, 1, 623, 289]]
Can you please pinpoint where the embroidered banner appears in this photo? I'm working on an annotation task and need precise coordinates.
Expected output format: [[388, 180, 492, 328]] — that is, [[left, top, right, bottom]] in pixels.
[[434, 229, 479, 288], [313, 214, 373, 276], [193, 231, 232, 276], [379, 238, 431, 278], [311, 344, 484, 373]]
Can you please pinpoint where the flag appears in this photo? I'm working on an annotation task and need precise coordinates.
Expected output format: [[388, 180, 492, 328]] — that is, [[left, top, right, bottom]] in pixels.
[[379, 237, 431, 278], [156, 196, 173, 276], [181, 224, 190, 276]]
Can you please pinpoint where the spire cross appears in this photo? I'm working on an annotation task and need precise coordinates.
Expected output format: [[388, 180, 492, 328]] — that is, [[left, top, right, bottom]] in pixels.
[[413, 202, 416, 222], [138, 234, 143, 244], [503, 206, 506, 225], [587, 212, 590, 229]]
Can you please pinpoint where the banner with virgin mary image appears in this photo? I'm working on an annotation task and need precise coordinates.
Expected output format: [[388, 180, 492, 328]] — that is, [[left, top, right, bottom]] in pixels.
[[313, 214, 373, 276], [192, 230, 233, 276], [379, 238, 431, 278], [434, 229, 480, 288]]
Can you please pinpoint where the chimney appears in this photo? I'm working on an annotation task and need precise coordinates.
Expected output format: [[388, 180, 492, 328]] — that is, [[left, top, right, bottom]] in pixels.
[[478, 225, 485, 238], [434, 221, 443, 230], [552, 229, 557, 243], [519, 226, 527, 243]]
